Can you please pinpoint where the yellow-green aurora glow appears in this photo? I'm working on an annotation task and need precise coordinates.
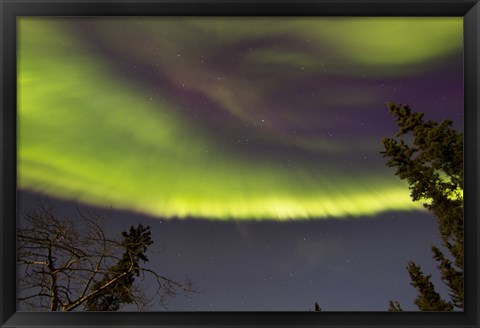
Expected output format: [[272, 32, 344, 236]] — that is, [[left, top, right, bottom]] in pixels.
[[18, 18, 462, 220]]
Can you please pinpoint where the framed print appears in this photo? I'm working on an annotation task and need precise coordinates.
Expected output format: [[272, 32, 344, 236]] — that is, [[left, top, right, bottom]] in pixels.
[[1, 0, 479, 327]]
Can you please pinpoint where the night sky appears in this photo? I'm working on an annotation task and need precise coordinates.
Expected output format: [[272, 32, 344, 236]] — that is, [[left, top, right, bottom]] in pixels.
[[17, 17, 463, 311]]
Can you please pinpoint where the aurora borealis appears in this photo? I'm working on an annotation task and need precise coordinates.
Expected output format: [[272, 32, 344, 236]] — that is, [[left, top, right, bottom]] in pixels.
[[17, 17, 464, 311], [18, 17, 463, 220]]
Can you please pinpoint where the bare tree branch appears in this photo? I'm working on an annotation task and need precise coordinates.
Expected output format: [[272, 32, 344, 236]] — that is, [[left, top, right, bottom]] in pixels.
[[17, 200, 196, 311]]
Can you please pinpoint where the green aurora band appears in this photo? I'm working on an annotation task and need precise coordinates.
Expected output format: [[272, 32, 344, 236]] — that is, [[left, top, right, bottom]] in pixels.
[[17, 18, 462, 220]]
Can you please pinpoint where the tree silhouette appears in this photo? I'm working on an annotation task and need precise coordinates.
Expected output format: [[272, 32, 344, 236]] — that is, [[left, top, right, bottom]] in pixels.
[[381, 102, 463, 311], [388, 300, 403, 312], [17, 200, 195, 311], [85, 224, 153, 311]]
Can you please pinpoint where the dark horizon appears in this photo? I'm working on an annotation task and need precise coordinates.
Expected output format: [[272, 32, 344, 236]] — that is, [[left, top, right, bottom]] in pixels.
[[18, 190, 449, 311]]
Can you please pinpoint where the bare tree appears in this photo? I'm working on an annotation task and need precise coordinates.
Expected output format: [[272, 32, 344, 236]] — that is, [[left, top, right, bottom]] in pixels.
[[17, 200, 195, 311]]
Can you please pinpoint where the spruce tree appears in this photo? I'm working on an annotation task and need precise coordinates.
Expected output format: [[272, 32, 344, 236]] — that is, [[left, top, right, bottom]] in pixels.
[[388, 300, 403, 312], [85, 224, 153, 311], [381, 102, 463, 311]]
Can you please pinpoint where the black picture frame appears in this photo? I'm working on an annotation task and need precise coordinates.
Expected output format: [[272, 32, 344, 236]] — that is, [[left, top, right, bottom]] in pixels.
[[1, 0, 479, 327]]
